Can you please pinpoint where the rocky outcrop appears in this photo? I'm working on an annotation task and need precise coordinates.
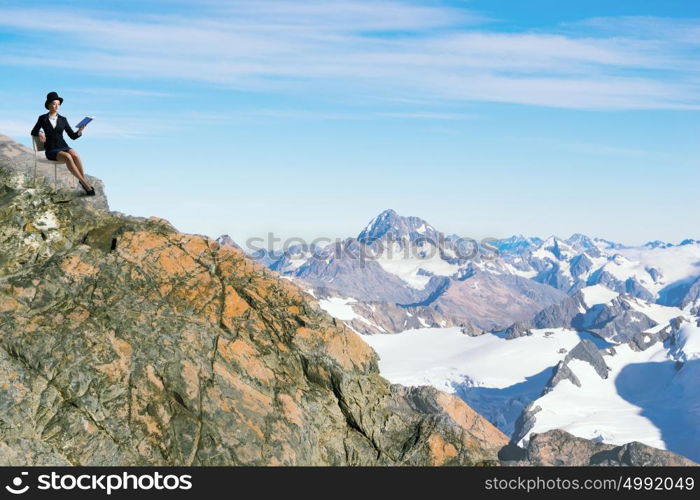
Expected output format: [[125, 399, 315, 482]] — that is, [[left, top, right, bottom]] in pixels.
[[296, 286, 461, 335], [627, 316, 681, 352], [509, 403, 541, 446], [518, 430, 697, 466], [510, 340, 611, 445], [567, 340, 610, 379], [0, 134, 108, 212], [344, 300, 459, 335], [586, 270, 654, 302], [460, 321, 486, 337], [572, 295, 658, 343], [504, 321, 533, 340], [0, 138, 508, 466], [544, 361, 581, 393], [543, 340, 609, 394], [569, 253, 594, 279], [680, 276, 700, 309], [531, 294, 585, 329]]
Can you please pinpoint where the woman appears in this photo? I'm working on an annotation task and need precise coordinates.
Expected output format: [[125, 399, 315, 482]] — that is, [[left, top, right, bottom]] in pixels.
[[31, 91, 94, 196]]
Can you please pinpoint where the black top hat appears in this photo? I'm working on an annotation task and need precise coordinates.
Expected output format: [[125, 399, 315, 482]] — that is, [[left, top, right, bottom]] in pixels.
[[44, 91, 64, 110]]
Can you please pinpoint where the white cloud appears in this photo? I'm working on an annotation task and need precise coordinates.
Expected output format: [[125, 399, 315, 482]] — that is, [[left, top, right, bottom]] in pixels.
[[0, 3, 698, 110]]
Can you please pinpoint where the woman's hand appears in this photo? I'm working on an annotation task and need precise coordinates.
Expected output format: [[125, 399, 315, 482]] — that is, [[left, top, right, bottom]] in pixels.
[[38, 130, 46, 143], [78, 126, 85, 135]]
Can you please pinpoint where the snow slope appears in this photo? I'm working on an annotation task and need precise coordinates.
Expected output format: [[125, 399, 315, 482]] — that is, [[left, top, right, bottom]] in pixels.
[[360, 321, 700, 461], [361, 327, 603, 434], [579, 284, 619, 307], [361, 327, 582, 390], [521, 323, 700, 462], [374, 242, 460, 289]]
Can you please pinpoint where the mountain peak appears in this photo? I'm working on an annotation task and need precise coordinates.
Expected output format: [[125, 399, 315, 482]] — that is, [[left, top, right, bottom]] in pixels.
[[363, 209, 400, 231], [493, 235, 543, 255], [357, 209, 439, 244], [644, 240, 672, 249], [566, 233, 595, 247], [216, 234, 241, 250]]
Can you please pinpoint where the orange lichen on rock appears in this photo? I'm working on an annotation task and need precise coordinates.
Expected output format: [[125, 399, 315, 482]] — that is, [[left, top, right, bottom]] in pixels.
[[67, 307, 89, 325], [0, 294, 23, 313], [156, 245, 197, 276], [427, 433, 458, 465], [10, 285, 36, 301], [277, 393, 304, 427], [60, 254, 99, 279], [293, 326, 376, 372], [213, 361, 273, 416], [146, 364, 165, 390], [177, 234, 211, 260], [221, 285, 250, 328], [118, 231, 168, 262], [216, 337, 275, 383]]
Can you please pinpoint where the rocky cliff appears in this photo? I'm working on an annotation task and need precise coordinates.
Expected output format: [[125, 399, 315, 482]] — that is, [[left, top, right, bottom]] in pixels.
[[0, 135, 508, 466], [504, 429, 697, 466]]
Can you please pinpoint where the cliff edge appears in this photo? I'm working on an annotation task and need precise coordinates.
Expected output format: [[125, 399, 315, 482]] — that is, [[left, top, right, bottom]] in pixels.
[[0, 134, 507, 465]]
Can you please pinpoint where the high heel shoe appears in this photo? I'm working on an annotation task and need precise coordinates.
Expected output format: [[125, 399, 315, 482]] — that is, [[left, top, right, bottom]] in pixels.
[[79, 180, 95, 196]]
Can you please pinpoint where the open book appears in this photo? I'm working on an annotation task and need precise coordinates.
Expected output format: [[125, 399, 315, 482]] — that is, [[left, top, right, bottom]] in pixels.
[[75, 116, 94, 128]]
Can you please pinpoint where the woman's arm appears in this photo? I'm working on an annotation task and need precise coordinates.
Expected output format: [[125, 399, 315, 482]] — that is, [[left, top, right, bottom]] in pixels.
[[65, 120, 82, 140]]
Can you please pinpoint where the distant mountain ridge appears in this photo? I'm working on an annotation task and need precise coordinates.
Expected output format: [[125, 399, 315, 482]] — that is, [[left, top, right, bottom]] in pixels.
[[223, 209, 700, 334]]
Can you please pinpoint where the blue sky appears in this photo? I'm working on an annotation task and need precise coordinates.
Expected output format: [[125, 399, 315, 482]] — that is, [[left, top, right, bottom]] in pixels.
[[1, 0, 698, 248]]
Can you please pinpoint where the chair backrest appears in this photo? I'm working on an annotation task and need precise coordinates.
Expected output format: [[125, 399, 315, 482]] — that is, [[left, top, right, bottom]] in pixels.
[[31, 135, 45, 152]]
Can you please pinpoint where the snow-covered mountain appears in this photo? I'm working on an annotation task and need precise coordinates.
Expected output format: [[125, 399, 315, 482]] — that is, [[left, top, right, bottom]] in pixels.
[[214, 209, 700, 461], [514, 318, 700, 463], [497, 232, 700, 306], [362, 314, 700, 462], [238, 209, 570, 332], [216, 208, 700, 462], [356, 256, 699, 461], [227, 209, 700, 335]]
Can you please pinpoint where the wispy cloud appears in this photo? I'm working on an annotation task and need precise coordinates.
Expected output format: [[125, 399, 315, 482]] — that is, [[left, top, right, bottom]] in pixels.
[[563, 15, 700, 45], [71, 88, 178, 98], [0, 2, 698, 110], [375, 111, 476, 120]]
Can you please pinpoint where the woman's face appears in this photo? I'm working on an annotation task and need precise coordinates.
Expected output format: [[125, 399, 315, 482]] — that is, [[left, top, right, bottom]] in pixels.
[[48, 100, 60, 113]]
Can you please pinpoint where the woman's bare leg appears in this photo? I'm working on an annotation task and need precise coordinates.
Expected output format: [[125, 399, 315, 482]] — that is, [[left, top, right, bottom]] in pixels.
[[56, 151, 91, 188], [67, 149, 85, 177]]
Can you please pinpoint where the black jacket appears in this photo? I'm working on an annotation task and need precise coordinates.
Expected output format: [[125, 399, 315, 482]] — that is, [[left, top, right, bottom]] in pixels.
[[31, 113, 81, 151]]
